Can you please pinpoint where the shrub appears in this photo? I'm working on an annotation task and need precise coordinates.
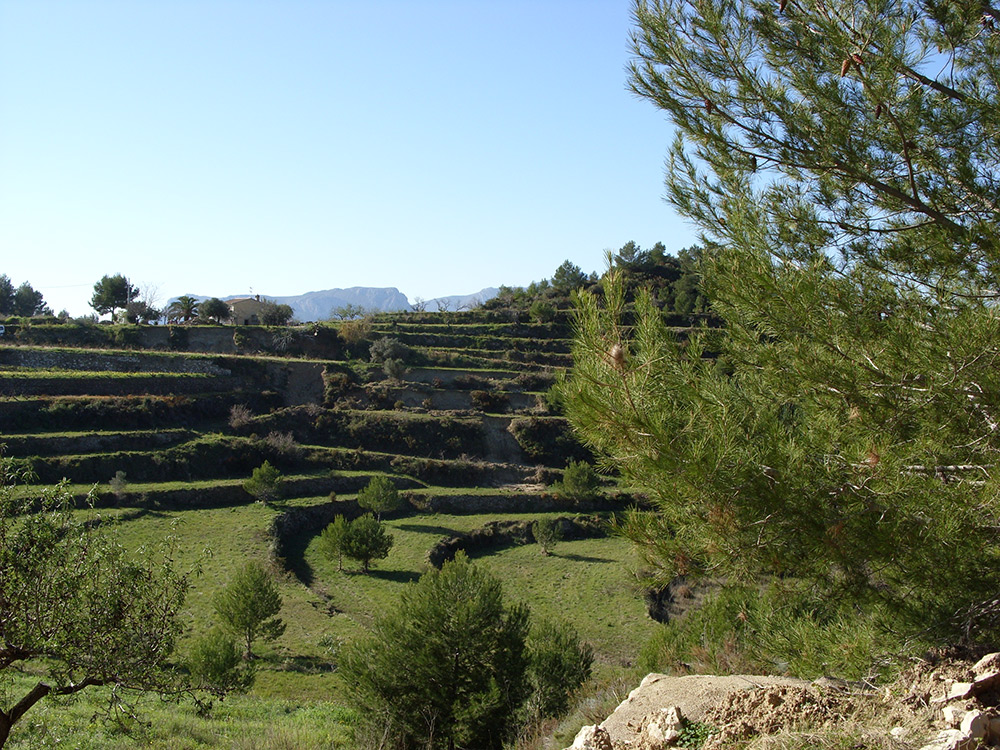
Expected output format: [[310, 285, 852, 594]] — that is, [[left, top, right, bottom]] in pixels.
[[531, 518, 562, 556], [356, 475, 400, 520], [553, 460, 601, 502], [232, 328, 250, 351], [228, 404, 253, 430], [263, 430, 301, 459], [471, 389, 509, 412], [187, 627, 255, 695], [524, 619, 593, 721], [109, 469, 128, 501], [271, 328, 294, 352], [338, 316, 372, 346], [369, 336, 411, 364], [242, 460, 282, 503], [509, 417, 590, 464], [323, 369, 355, 405], [528, 300, 556, 323], [383, 357, 406, 380]]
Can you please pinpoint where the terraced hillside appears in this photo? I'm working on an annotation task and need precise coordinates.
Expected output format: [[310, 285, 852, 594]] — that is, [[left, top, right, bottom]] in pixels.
[[0, 314, 596, 507], [0, 313, 659, 747]]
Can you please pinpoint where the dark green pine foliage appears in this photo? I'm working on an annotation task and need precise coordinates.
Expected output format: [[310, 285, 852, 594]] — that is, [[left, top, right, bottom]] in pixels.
[[213, 561, 285, 660], [341, 553, 530, 750], [341, 514, 393, 573], [563, 0, 1000, 648]]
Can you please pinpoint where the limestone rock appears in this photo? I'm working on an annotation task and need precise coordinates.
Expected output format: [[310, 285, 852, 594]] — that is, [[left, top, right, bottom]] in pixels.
[[941, 705, 964, 728], [972, 653, 1000, 677], [599, 673, 810, 748], [960, 709, 987, 740], [989, 715, 1000, 741], [640, 706, 684, 749], [568, 725, 613, 750], [971, 670, 1000, 694], [918, 729, 977, 750], [931, 682, 974, 703]]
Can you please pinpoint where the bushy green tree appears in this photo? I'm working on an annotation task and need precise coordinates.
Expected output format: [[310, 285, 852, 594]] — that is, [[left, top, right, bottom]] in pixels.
[[563, 0, 1000, 646], [213, 561, 285, 660], [551, 259, 588, 294], [531, 518, 562, 556], [524, 619, 593, 721], [259, 300, 294, 326], [0, 474, 188, 747], [356, 475, 400, 520], [0, 275, 14, 316], [553, 459, 601, 502], [242, 460, 282, 503], [319, 515, 351, 571], [340, 553, 531, 749], [529, 299, 557, 323], [199, 297, 230, 323], [186, 627, 255, 695], [342, 514, 394, 573], [12, 281, 50, 317], [671, 247, 706, 315], [90, 274, 137, 319]]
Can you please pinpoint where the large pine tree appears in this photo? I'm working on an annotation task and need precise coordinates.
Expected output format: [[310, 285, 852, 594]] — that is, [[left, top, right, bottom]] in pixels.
[[564, 0, 1000, 644]]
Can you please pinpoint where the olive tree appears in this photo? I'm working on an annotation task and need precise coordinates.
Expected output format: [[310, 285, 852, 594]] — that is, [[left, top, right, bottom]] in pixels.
[[259, 301, 294, 326], [0, 475, 188, 747], [199, 297, 230, 323]]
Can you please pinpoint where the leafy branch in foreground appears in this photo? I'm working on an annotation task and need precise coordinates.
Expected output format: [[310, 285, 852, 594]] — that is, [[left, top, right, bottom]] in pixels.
[[0, 471, 189, 747]]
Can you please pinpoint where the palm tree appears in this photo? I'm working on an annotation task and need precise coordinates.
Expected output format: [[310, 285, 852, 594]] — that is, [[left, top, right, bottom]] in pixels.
[[167, 296, 199, 323]]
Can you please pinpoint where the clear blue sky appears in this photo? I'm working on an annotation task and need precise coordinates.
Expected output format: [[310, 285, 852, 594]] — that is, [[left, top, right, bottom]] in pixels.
[[0, 0, 697, 317]]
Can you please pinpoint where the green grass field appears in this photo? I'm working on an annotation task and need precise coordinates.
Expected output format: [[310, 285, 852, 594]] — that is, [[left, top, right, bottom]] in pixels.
[[3, 499, 651, 748]]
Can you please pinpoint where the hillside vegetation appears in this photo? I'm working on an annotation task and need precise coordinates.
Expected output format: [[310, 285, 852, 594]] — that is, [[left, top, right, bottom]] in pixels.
[[0, 299, 691, 748]]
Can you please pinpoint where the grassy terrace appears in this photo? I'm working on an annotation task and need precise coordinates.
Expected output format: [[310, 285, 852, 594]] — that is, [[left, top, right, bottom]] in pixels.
[[0, 368, 214, 378]]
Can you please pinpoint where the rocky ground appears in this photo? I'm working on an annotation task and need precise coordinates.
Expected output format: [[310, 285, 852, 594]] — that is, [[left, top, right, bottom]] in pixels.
[[568, 648, 1000, 750]]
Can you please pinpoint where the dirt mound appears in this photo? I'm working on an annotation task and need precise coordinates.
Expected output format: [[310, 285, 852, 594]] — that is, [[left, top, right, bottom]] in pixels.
[[570, 648, 1000, 750], [701, 683, 877, 747]]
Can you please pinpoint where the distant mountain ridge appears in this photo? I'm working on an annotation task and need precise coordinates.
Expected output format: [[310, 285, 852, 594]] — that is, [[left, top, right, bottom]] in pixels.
[[177, 286, 498, 322]]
